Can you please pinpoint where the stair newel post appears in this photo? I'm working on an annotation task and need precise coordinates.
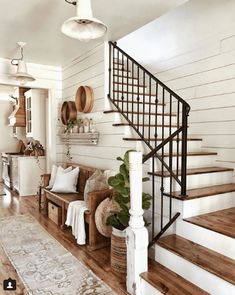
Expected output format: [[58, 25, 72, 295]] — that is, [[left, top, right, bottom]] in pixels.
[[126, 152, 148, 295], [181, 105, 189, 196]]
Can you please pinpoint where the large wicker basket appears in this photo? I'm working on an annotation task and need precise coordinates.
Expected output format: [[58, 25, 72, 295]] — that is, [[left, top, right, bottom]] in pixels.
[[111, 228, 126, 274]]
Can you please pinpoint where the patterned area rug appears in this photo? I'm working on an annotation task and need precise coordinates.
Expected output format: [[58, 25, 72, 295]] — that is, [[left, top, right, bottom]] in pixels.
[[0, 214, 116, 295]]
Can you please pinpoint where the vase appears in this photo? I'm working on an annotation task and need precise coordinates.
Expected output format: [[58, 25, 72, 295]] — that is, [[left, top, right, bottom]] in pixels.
[[111, 227, 127, 274]]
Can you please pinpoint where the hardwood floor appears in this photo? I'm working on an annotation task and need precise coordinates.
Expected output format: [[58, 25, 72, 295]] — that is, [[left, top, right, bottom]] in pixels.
[[184, 207, 235, 239], [0, 186, 127, 295]]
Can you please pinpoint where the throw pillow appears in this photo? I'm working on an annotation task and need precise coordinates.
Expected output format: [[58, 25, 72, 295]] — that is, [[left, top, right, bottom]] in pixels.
[[46, 165, 72, 189], [84, 169, 109, 207], [51, 167, 80, 193]]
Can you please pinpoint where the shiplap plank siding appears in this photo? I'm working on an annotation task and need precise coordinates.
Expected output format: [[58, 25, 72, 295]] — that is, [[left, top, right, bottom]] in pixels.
[[140, 30, 235, 169], [59, 43, 136, 170]]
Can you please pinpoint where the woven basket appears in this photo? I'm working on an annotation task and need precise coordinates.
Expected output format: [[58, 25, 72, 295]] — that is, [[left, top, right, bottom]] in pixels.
[[75, 86, 94, 113], [60, 101, 77, 125], [111, 228, 126, 274]]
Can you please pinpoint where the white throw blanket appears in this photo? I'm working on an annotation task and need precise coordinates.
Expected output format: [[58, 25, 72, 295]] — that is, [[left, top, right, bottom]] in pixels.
[[65, 200, 89, 245]]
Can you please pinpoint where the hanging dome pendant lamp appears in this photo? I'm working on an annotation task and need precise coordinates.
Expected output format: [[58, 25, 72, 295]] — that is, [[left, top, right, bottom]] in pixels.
[[11, 42, 36, 85], [61, 0, 107, 42]]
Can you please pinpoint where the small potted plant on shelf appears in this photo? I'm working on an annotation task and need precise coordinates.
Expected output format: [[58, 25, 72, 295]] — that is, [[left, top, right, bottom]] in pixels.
[[64, 119, 76, 134], [106, 150, 152, 274]]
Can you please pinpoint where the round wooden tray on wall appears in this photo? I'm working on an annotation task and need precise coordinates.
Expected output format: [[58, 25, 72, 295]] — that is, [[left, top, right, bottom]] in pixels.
[[60, 101, 77, 125], [75, 86, 94, 113]]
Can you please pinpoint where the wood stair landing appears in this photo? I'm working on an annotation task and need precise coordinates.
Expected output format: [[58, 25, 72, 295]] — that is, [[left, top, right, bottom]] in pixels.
[[170, 183, 235, 200], [184, 207, 235, 239], [150, 166, 233, 177], [157, 234, 235, 285], [141, 260, 209, 295]]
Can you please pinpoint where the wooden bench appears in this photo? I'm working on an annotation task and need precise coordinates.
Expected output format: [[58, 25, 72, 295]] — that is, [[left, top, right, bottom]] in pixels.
[[41, 163, 112, 250]]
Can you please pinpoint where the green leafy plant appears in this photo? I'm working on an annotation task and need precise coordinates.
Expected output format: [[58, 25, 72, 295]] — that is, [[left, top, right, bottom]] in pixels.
[[65, 119, 76, 133], [106, 150, 152, 231]]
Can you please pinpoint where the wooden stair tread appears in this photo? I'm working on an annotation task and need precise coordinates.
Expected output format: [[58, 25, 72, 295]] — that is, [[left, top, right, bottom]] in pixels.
[[103, 110, 176, 116], [150, 166, 233, 177], [112, 99, 164, 106], [157, 234, 235, 285], [113, 123, 177, 127], [141, 260, 209, 295], [124, 137, 202, 142], [184, 207, 235, 239], [114, 90, 156, 97], [171, 183, 235, 200]]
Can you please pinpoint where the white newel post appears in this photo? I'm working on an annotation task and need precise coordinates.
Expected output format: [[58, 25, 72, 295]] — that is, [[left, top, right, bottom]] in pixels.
[[127, 152, 148, 295]]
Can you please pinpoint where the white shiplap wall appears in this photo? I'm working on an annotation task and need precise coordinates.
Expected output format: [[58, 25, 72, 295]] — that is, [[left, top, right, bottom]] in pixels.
[[59, 43, 137, 170], [150, 32, 235, 171], [0, 57, 62, 170]]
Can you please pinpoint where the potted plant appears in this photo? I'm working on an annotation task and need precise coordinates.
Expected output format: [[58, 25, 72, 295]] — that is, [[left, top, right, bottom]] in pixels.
[[64, 119, 76, 134], [106, 150, 151, 273]]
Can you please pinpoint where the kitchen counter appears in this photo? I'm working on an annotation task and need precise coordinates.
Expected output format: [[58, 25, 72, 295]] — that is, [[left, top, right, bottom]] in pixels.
[[11, 155, 46, 158]]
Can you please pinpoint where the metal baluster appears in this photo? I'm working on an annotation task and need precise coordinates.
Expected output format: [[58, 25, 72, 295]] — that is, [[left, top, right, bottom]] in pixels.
[[181, 105, 188, 196], [160, 87, 165, 229], [117, 48, 120, 109], [142, 72, 146, 138], [122, 53, 124, 113], [132, 62, 134, 123], [152, 156, 155, 239], [127, 58, 129, 117], [137, 67, 140, 133], [155, 82, 159, 151], [169, 94, 173, 219], [148, 77, 151, 144], [109, 42, 112, 100], [176, 100, 180, 178]]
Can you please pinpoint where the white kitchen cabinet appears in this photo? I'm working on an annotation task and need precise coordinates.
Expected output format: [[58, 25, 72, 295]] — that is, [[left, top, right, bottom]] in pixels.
[[11, 156, 46, 196], [24, 89, 47, 148]]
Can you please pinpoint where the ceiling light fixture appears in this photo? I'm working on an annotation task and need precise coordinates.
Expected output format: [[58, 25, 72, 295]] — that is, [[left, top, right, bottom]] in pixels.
[[61, 0, 107, 42], [11, 42, 36, 85]]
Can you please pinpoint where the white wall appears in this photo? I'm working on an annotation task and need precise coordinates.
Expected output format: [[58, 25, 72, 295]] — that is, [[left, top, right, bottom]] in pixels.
[[0, 57, 62, 171], [58, 43, 137, 170], [119, 0, 235, 173]]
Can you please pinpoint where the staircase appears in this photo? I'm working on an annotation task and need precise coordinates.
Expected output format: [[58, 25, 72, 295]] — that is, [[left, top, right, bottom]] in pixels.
[[105, 41, 235, 294]]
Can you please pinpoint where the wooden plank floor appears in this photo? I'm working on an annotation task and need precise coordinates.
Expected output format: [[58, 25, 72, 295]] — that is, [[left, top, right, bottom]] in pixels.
[[0, 186, 127, 295], [184, 207, 235, 239]]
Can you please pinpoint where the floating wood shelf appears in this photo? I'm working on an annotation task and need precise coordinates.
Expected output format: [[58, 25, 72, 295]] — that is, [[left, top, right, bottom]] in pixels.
[[59, 132, 99, 145]]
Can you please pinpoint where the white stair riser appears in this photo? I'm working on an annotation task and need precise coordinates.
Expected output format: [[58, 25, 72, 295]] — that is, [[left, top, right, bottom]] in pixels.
[[124, 126, 178, 138], [111, 101, 164, 113], [155, 245, 235, 295], [176, 219, 235, 259], [136, 141, 202, 155], [179, 191, 235, 217], [152, 171, 233, 191], [125, 114, 177, 125], [151, 154, 216, 171], [113, 85, 147, 93], [143, 191, 235, 219], [140, 279, 162, 295]]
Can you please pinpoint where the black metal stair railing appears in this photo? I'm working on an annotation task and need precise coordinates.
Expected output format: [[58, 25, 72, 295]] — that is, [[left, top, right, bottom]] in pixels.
[[108, 41, 190, 246]]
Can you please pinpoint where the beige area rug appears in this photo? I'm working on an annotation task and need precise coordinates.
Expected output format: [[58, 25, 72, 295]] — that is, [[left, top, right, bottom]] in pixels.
[[0, 214, 117, 295]]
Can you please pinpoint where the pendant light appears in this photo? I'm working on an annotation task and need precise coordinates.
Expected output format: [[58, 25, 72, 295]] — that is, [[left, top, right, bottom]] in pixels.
[[61, 0, 107, 42], [11, 42, 36, 85]]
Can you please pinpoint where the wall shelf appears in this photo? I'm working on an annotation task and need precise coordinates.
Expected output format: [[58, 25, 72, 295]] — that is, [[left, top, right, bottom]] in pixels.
[[59, 132, 99, 145]]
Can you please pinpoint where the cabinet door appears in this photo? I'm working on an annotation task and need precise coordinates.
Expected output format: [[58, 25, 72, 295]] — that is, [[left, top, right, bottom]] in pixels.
[[11, 158, 19, 190]]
